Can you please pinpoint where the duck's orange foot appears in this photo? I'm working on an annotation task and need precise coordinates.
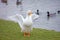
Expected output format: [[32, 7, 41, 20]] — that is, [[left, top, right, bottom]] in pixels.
[[24, 32, 30, 37]]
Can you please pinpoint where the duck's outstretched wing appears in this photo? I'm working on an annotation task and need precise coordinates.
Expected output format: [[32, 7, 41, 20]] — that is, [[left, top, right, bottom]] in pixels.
[[32, 14, 39, 20], [7, 14, 24, 28], [15, 14, 25, 29]]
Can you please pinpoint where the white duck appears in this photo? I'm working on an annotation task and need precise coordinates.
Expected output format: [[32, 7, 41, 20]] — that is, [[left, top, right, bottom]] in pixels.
[[8, 10, 39, 37]]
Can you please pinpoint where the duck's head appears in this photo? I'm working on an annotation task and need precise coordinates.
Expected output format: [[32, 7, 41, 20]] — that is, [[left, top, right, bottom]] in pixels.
[[27, 10, 32, 16]]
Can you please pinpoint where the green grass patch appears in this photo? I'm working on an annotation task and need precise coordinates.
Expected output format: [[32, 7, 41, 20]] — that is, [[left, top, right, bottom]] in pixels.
[[0, 19, 60, 40]]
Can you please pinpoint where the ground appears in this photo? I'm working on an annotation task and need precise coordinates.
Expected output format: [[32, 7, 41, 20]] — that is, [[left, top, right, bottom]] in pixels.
[[0, 19, 60, 40]]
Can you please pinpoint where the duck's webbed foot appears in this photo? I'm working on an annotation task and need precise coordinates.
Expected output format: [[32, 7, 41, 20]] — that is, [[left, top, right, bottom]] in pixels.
[[24, 32, 30, 37]]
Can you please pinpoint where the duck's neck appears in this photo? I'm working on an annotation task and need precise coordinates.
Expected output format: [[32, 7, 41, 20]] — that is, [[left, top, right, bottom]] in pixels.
[[26, 15, 32, 18]]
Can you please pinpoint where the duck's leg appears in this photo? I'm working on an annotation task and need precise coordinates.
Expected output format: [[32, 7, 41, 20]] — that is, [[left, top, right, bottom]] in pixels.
[[24, 32, 27, 37], [24, 32, 30, 37], [27, 32, 30, 37]]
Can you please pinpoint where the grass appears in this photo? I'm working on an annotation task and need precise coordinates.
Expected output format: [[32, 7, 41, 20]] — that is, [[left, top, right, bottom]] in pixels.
[[0, 19, 60, 40]]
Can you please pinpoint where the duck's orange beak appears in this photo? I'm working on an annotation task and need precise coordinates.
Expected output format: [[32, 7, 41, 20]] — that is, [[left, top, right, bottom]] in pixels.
[[28, 13, 32, 16]]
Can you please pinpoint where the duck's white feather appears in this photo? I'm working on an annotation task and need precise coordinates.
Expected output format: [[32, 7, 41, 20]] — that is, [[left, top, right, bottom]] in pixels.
[[32, 13, 39, 20], [8, 14, 24, 29]]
